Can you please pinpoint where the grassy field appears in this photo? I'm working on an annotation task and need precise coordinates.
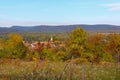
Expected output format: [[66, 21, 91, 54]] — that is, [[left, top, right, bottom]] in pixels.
[[0, 59, 120, 80]]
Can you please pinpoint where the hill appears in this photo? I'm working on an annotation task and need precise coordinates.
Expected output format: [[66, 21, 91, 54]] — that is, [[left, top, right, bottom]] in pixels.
[[0, 24, 120, 33]]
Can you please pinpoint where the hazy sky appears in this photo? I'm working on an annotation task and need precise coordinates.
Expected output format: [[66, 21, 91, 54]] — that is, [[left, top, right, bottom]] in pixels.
[[0, 0, 120, 27]]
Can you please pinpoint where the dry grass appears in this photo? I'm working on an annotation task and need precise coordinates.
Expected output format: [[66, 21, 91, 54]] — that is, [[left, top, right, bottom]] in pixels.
[[0, 59, 120, 80]]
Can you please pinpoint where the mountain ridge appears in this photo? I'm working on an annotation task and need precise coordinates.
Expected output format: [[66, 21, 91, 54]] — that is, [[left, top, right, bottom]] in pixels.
[[0, 24, 120, 33]]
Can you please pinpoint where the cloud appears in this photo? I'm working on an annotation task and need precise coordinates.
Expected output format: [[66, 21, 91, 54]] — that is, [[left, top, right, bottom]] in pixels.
[[102, 3, 120, 11], [0, 19, 75, 27], [0, 20, 45, 27]]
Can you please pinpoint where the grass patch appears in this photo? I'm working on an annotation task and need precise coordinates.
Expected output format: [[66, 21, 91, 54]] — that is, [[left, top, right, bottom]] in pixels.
[[0, 59, 119, 80]]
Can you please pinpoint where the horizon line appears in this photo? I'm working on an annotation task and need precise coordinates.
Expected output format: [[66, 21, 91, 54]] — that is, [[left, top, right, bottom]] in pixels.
[[0, 23, 120, 28]]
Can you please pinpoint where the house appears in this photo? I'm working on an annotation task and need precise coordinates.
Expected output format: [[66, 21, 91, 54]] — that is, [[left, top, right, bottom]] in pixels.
[[23, 37, 56, 51]]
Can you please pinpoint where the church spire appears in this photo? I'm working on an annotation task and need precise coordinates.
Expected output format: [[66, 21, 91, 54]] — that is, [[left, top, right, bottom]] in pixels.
[[50, 36, 53, 42]]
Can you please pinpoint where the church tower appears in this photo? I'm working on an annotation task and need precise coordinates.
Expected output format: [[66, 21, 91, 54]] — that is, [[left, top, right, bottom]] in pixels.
[[50, 36, 53, 42]]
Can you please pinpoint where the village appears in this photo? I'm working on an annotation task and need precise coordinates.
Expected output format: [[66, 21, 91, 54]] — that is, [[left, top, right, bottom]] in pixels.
[[23, 36, 65, 52]]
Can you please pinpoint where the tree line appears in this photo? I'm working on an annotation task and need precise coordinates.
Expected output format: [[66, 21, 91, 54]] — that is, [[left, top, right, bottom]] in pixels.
[[0, 27, 120, 64]]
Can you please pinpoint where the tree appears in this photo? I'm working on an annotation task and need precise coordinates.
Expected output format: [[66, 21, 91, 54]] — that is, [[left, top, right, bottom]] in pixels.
[[5, 33, 28, 59], [70, 27, 86, 45], [87, 34, 113, 63], [67, 27, 87, 61], [56, 51, 66, 61], [39, 46, 55, 61], [0, 38, 6, 58], [0, 38, 5, 50], [106, 33, 120, 64]]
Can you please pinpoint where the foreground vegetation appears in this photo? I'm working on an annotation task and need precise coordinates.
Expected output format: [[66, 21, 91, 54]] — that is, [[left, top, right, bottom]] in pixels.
[[0, 59, 120, 80]]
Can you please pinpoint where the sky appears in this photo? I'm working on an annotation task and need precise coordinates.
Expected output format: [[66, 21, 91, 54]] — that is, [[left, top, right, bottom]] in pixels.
[[0, 0, 120, 27]]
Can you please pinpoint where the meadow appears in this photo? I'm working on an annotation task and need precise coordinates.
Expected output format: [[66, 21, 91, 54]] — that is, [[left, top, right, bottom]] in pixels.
[[0, 59, 120, 80]]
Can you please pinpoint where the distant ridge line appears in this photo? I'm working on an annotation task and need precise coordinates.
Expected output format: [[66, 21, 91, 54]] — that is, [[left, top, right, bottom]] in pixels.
[[0, 24, 120, 33]]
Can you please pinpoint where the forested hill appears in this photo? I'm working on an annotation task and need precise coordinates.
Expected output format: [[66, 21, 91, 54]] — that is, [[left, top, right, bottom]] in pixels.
[[0, 24, 120, 33]]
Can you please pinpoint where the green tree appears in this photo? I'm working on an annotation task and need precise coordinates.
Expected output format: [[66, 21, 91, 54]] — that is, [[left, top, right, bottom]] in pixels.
[[56, 51, 66, 61], [67, 27, 88, 62], [70, 27, 86, 45], [39, 46, 55, 61]]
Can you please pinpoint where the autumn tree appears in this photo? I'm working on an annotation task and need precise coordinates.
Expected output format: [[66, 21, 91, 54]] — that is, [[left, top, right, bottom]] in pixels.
[[106, 33, 120, 64], [5, 33, 28, 59], [0, 38, 5, 50], [87, 34, 113, 63], [66, 27, 89, 63], [0, 38, 6, 58]]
